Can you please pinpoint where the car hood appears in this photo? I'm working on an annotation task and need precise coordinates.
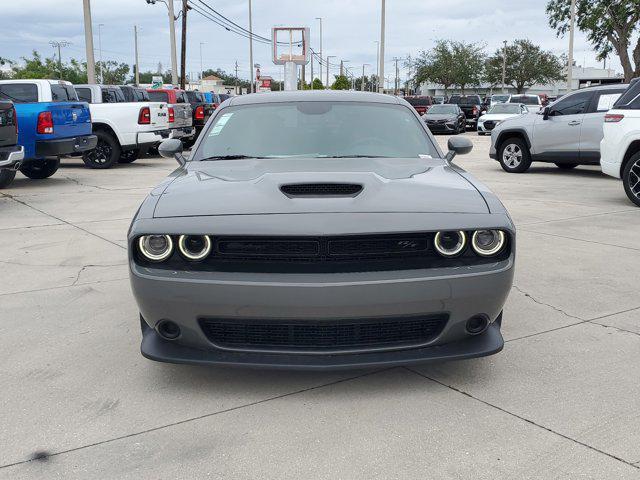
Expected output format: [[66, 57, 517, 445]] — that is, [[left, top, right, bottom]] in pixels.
[[153, 157, 489, 218], [424, 114, 457, 121]]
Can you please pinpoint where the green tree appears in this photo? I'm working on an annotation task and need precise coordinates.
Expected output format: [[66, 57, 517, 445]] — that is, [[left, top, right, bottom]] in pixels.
[[95, 60, 130, 84], [11, 51, 87, 83], [451, 41, 485, 94], [485, 39, 564, 93], [546, 0, 640, 81], [411, 41, 456, 95], [312, 77, 324, 89], [138, 70, 173, 84], [331, 75, 350, 90]]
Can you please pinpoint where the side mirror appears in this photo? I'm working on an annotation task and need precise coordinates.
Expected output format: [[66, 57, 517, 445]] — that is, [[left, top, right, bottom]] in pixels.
[[446, 136, 473, 161], [158, 139, 186, 165], [542, 106, 551, 120]]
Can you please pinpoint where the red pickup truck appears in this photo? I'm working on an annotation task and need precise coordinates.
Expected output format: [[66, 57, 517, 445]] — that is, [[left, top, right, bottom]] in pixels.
[[146, 88, 195, 142]]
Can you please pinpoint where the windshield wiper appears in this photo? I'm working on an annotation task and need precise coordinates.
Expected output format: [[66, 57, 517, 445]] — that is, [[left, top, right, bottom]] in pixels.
[[201, 155, 263, 160]]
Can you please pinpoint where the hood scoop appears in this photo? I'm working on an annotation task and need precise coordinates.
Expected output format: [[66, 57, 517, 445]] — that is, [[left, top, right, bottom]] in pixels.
[[280, 183, 364, 198]]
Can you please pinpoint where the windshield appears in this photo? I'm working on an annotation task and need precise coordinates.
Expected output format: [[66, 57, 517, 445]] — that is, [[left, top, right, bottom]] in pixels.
[[488, 104, 522, 114], [195, 102, 438, 160], [491, 95, 510, 103], [449, 95, 481, 105], [427, 105, 458, 114], [148, 91, 169, 102], [405, 96, 431, 106], [510, 96, 539, 105]]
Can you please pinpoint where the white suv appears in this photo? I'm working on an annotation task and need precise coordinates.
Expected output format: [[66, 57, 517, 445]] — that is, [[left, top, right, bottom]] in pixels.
[[601, 79, 640, 206]]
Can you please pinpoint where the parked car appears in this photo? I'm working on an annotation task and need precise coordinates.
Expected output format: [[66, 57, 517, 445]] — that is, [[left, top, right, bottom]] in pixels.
[[432, 95, 447, 104], [184, 90, 216, 147], [75, 84, 170, 167], [490, 94, 511, 106], [423, 104, 466, 134], [0, 101, 25, 188], [448, 94, 483, 129], [477, 103, 529, 136], [404, 95, 433, 115], [119, 85, 152, 102], [0, 79, 96, 183], [600, 79, 640, 206], [508, 94, 543, 113], [146, 88, 194, 144], [129, 91, 514, 368], [490, 84, 627, 173]]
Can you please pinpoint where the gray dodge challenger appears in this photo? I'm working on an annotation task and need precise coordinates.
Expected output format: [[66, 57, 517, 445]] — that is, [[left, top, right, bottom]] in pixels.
[[128, 90, 515, 369]]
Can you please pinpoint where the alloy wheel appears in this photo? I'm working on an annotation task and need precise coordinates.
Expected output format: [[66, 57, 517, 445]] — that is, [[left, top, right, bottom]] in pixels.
[[503, 144, 522, 168], [88, 141, 112, 165], [628, 158, 640, 201]]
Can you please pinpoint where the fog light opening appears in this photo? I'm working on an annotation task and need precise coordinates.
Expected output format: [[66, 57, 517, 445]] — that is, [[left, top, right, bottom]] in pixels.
[[156, 320, 181, 340], [466, 315, 489, 335]]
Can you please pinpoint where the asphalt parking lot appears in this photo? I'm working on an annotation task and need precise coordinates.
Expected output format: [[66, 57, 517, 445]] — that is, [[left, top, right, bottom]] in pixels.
[[1, 133, 639, 479]]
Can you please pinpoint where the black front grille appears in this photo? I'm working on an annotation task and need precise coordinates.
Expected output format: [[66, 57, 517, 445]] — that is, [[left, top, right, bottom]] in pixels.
[[200, 315, 448, 352], [280, 183, 363, 197]]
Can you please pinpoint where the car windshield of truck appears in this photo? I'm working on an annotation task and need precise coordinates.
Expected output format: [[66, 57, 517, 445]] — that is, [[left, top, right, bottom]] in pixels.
[[148, 91, 169, 102], [0, 84, 38, 103], [510, 96, 539, 105], [450, 96, 480, 105], [196, 102, 438, 160], [489, 104, 522, 114], [136, 90, 150, 101], [405, 96, 431, 106], [186, 91, 204, 102], [102, 88, 125, 103], [51, 83, 79, 102], [427, 105, 458, 114], [491, 95, 510, 103]]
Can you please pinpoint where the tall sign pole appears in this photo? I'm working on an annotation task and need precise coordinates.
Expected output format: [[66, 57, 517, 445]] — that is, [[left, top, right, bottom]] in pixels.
[[82, 0, 96, 84]]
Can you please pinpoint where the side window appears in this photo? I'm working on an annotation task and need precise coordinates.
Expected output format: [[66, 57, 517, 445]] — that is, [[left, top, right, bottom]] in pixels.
[[552, 91, 593, 116], [591, 91, 624, 113], [0, 83, 39, 103], [76, 88, 92, 103]]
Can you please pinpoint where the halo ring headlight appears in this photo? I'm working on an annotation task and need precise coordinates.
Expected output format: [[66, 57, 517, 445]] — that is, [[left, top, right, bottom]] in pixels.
[[472, 230, 506, 257], [138, 235, 173, 262], [434, 231, 467, 257], [178, 235, 212, 261]]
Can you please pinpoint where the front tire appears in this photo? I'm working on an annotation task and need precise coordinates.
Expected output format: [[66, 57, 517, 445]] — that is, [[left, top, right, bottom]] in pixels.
[[82, 130, 121, 169], [20, 158, 60, 179], [622, 152, 640, 207], [0, 170, 16, 188], [498, 137, 531, 173], [555, 163, 578, 170]]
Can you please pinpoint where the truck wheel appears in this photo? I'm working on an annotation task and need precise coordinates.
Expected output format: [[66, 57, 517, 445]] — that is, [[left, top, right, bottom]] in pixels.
[[498, 137, 531, 173], [20, 158, 60, 179], [555, 163, 578, 170], [622, 152, 640, 207], [119, 149, 140, 164], [83, 130, 120, 169], [0, 170, 16, 188]]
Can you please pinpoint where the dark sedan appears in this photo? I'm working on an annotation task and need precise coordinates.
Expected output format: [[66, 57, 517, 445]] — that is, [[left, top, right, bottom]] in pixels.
[[423, 104, 466, 134]]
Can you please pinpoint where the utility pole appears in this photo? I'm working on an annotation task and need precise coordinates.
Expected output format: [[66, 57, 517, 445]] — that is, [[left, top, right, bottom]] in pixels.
[[326, 55, 335, 87], [378, 0, 385, 93], [82, 0, 96, 84], [374, 40, 379, 92], [393, 57, 400, 95], [134, 25, 140, 85], [98, 24, 104, 83], [501, 40, 507, 93], [361, 64, 370, 91], [248, 0, 254, 93], [49, 41, 70, 79], [199, 42, 205, 85], [180, 0, 188, 89], [315, 17, 323, 88], [566, 0, 576, 92], [340, 60, 343, 77], [234, 60, 239, 94], [310, 50, 314, 89], [167, 0, 179, 85]]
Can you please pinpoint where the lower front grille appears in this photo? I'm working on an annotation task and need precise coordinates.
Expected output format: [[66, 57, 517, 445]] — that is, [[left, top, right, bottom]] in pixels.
[[200, 315, 448, 352]]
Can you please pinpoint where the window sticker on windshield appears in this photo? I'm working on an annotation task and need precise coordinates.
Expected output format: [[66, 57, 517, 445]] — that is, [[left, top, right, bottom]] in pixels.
[[597, 93, 622, 112], [209, 112, 233, 136]]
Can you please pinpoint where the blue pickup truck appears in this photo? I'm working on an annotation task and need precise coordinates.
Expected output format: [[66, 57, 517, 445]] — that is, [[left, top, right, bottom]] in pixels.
[[0, 79, 96, 188]]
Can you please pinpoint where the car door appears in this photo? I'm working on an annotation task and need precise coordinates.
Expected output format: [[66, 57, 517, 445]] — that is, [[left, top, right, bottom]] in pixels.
[[531, 90, 594, 159], [579, 88, 625, 163]]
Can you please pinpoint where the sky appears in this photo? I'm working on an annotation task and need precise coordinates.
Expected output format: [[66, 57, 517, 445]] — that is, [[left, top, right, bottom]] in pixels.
[[2, 0, 620, 84]]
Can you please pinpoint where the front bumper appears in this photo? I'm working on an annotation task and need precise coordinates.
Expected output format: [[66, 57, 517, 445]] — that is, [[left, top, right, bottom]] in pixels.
[[130, 257, 514, 369], [35, 134, 97, 157], [426, 122, 457, 133], [0, 145, 24, 169]]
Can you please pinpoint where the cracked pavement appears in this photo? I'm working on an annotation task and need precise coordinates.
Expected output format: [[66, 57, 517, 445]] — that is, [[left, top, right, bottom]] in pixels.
[[1, 134, 639, 479]]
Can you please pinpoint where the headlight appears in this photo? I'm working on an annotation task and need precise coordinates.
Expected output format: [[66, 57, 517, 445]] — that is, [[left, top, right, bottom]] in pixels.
[[178, 235, 212, 261], [434, 231, 467, 257], [138, 235, 173, 262], [472, 230, 506, 257]]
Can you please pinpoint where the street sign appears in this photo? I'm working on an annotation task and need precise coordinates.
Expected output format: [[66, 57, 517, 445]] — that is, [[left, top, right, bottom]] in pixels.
[[151, 75, 163, 89]]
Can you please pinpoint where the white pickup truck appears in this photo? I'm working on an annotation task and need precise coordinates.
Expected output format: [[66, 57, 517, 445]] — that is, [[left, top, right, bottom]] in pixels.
[[74, 84, 170, 168]]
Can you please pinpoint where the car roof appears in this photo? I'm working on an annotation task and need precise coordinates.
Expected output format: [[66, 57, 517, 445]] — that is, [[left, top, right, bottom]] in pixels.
[[228, 90, 401, 107]]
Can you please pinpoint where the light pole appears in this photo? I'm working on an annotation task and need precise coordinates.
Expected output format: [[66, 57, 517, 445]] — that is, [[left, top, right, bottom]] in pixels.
[[501, 40, 507, 93], [378, 0, 385, 93], [134, 25, 140, 85], [199, 42, 205, 85], [326, 55, 336, 87], [49, 41, 70, 79], [98, 23, 104, 83], [374, 40, 379, 92], [566, 0, 576, 92], [145, 0, 179, 86], [361, 63, 370, 91], [82, 0, 96, 83], [315, 17, 322, 87], [248, 0, 254, 93], [340, 59, 350, 77]]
